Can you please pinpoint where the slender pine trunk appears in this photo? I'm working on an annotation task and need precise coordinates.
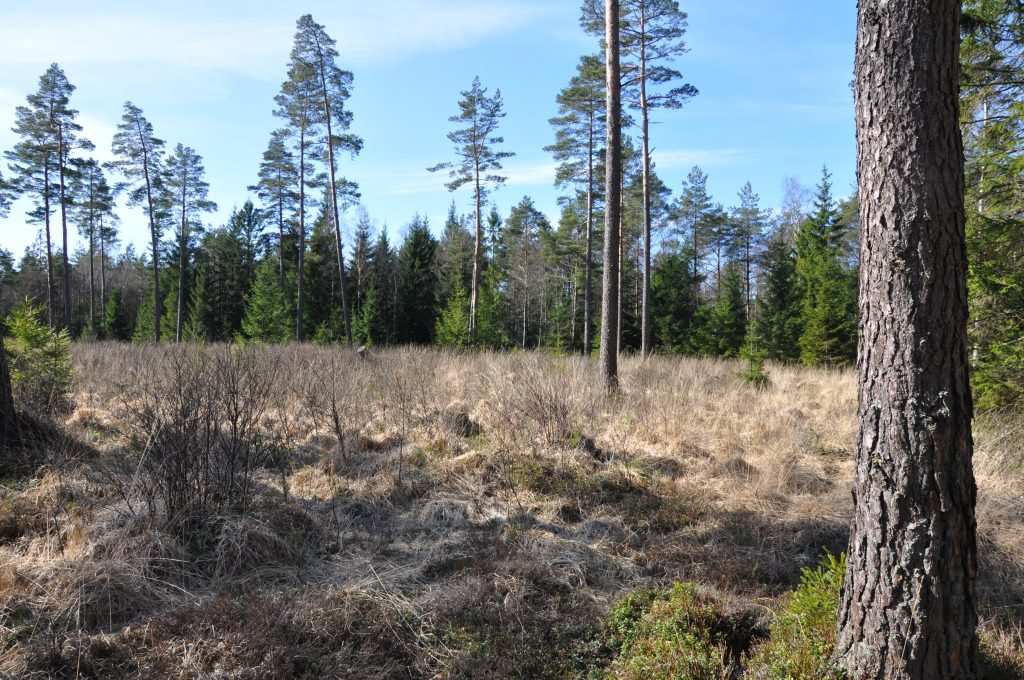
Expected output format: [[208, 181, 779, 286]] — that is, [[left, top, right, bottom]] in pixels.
[[639, 7, 653, 356], [470, 170, 482, 341], [600, 0, 622, 390], [584, 110, 595, 355], [175, 164, 187, 343], [58, 125, 71, 331], [43, 159, 55, 329], [137, 117, 161, 343], [317, 51, 353, 347], [296, 123, 306, 342], [88, 174, 96, 334]]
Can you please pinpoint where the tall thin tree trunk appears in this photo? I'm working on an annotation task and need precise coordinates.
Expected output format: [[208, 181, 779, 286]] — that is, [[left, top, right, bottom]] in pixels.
[[277, 176, 286, 290], [639, 5, 653, 356], [296, 124, 306, 342], [600, 0, 622, 390], [618, 205, 624, 352], [584, 111, 595, 355], [317, 52, 353, 347], [58, 126, 71, 331], [88, 175, 96, 334], [137, 117, 161, 343], [99, 216, 107, 322], [836, 2, 978, 678], [43, 159, 54, 329], [470, 170, 482, 341], [175, 164, 188, 343]]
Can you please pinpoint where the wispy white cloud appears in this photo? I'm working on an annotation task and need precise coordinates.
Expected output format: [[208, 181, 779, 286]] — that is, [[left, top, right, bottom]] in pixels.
[[0, 1, 556, 76], [504, 161, 557, 187]]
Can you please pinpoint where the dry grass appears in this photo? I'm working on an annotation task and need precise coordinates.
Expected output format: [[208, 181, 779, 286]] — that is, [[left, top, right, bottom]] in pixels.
[[0, 342, 1020, 678]]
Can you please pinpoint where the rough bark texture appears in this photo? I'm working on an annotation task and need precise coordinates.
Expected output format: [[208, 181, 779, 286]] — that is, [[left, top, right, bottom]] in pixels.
[[837, 2, 979, 679], [600, 0, 622, 390], [0, 333, 16, 451]]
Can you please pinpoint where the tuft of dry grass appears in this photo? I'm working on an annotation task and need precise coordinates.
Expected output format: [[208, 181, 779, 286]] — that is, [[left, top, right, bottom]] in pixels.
[[0, 342, 1019, 678]]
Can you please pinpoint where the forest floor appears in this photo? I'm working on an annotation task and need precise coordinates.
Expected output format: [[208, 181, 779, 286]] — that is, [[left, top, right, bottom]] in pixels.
[[0, 344, 1021, 679]]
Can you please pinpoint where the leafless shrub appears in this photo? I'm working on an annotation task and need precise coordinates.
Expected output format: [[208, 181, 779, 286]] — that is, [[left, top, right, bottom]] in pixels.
[[113, 344, 283, 533]]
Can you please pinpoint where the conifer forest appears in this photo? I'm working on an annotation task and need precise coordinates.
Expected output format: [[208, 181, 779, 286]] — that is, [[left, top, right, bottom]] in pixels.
[[0, 2, 1022, 679]]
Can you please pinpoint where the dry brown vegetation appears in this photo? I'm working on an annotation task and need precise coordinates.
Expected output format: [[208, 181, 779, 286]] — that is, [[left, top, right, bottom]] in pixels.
[[0, 343, 1021, 678]]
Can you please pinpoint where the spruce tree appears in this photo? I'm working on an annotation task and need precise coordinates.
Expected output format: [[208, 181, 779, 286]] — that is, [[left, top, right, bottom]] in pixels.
[[730, 182, 767, 318], [397, 216, 439, 345], [348, 209, 374, 314], [353, 285, 384, 347], [753, 227, 802, 361], [429, 77, 514, 341], [242, 258, 292, 343], [437, 202, 474, 306], [795, 167, 856, 366], [371, 228, 399, 344], [705, 264, 747, 358], [675, 166, 713, 291], [103, 288, 132, 341], [651, 249, 701, 352], [109, 102, 166, 342], [435, 280, 471, 348]]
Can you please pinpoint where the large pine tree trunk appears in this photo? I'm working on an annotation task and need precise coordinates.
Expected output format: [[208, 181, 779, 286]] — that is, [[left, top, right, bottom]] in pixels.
[[600, 0, 622, 390], [836, 2, 978, 678], [0, 333, 16, 450]]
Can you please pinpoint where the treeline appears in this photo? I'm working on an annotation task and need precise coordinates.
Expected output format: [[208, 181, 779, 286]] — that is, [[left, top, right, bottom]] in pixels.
[[0, 1, 1021, 408]]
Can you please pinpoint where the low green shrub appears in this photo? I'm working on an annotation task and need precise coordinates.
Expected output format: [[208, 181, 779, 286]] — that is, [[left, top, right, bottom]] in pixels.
[[746, 552, 845, 680], [4, 300, 73, 416], [605, 582, 730, 680]]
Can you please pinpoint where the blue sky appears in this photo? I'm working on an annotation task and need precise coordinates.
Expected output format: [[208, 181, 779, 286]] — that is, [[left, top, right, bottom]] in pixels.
[[0, 0, 857, 259]]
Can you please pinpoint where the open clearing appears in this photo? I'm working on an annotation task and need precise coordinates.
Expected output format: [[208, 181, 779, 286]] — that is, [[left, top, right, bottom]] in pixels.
[[1, 344, 1021, 678]]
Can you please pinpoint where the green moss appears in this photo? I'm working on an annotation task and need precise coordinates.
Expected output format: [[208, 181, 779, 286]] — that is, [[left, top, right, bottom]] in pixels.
[[605, 582, 730, 680]]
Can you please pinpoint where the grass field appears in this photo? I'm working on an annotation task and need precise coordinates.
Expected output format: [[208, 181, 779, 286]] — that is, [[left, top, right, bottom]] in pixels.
[[1, 344, 1021, 678]]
